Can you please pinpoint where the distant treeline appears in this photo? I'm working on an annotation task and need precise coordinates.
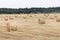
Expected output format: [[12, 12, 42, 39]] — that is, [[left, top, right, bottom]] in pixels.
[[0, 7, 60, 14]]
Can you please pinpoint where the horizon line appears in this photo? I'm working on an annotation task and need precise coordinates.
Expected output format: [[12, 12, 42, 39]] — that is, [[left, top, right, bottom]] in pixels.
[[0, 6, 60, 9]]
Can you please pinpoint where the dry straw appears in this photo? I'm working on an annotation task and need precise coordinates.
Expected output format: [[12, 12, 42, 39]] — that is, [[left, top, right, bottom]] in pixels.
[[4, 18, 8, 21], [23, 16, 26, 19], [38, 18, 45, 24], [6, 22, 17, 32], [44, 14, 49, 17], [56, 17, 60, 22]]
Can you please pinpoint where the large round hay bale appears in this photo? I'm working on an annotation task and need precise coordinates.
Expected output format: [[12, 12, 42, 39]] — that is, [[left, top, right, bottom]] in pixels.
[[38, 18, 45, 24]]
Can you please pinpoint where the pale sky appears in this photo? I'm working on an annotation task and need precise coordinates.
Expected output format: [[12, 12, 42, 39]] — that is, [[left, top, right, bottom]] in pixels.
[[0, 0, 60, 8]]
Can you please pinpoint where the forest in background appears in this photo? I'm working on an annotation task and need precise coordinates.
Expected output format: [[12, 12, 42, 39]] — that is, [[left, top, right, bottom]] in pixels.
[[0, 7, 60, 14]]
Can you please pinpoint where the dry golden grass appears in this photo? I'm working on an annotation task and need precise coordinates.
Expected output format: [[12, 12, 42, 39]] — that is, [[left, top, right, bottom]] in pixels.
[[0, 13, 60, 40]]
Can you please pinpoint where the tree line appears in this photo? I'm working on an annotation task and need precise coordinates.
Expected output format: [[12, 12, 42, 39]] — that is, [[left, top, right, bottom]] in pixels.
[[0, 7, 60, 14]]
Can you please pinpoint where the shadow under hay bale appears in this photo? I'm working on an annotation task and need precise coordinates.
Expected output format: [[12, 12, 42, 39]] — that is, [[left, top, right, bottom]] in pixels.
[[4, 18, 8, 21], [6, 22, 11, 32], [9, 17, 14, 20]]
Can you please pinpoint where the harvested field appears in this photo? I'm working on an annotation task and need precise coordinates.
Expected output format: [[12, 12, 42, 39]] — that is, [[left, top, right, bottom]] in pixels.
[[0, 14, 60, 40]]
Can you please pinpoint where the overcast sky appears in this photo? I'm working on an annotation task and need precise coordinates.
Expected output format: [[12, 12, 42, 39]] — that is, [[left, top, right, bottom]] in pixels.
[[0, 0, 60, 8]]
